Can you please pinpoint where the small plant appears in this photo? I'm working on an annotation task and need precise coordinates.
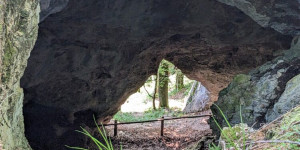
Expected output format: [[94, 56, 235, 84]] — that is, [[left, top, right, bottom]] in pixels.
[[65, 116, 121, 150], [211, 104, 300, 150], [208, 143, 221, 150], [210, 104, 246, 150]]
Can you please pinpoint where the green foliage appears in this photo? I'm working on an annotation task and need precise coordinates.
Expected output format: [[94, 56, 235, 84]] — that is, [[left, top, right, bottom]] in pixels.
[[211, 104, 300, 150], [113, 108, 183, 123], [66, 116, 121, 150], [183, 82, 193, 96], [144, 75, 155, 85], [210, 104, 243, 150], [158, 60, 169, 87], [113, 109, 166, 122], [208, 143, 221, 150], [240, 105, 246, 150], [168, 80, 193, 97], [158, 59, 176, 75], [168, 88, 181, 97]]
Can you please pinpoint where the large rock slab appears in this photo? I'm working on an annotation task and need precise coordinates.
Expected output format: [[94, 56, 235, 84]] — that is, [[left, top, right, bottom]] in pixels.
[[0, 0, 39, 149], [183, 81, 210, 113], [211, 36, 300, 134]]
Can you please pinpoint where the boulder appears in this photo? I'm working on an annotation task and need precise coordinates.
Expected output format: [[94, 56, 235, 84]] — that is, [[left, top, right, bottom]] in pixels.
[[266, 73, 300, 122], [183, 81, 210, 113], [211, 36, 300, 134]]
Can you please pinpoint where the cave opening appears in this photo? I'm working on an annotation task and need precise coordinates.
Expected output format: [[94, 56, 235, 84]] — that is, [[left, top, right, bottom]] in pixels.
[[97, 59, 213, 149], [2, 0, 300, 149], [115, 59, 210, 114], [17, 0, 294, 149], [19, 26, 292, 150]]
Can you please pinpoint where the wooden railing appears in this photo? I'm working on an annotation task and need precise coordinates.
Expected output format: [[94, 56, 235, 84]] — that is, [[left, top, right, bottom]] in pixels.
[[102, 114, 211, 136]]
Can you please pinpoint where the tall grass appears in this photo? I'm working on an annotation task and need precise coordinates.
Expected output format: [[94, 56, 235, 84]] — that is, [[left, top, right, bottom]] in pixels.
[[210, 104, 246, 150], [240, 105, 246, 150], [66, 116, 121, 150]]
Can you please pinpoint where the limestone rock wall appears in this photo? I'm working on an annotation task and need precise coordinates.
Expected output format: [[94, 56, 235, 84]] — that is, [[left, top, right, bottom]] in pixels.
[[211, 36, 300, 133], [0, 0, 39, 149]]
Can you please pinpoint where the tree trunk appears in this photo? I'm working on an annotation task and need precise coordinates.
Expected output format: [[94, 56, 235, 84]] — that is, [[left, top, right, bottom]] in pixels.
[[152, 75, 158, 110], [158, 61, 169, 108], [175, 70, 184, 91]]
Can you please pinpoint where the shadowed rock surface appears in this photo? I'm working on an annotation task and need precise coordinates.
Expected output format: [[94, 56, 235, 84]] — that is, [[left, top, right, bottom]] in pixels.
[[20, 0, 293, 149], [217, 0, 300, 35], [39, 0, 69, 22]]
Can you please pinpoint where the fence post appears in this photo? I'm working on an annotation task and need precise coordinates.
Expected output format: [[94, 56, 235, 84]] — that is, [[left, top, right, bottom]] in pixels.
[[114, 120, 118, 137], [160, 116, 164, 136]]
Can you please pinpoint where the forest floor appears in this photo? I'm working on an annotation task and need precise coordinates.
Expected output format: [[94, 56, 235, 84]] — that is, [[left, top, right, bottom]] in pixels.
[[106, 110, 212, 150]]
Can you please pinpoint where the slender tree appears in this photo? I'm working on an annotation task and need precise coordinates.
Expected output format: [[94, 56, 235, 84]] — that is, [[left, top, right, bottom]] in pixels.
[[143, 75, 157, 110], [175, 69, 184, 91], [158, 60, 169, 108], [152, 75, 158, 110]]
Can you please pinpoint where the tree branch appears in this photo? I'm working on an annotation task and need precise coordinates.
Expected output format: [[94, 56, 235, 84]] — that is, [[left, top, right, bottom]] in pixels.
[[143, 85, 153, 99]]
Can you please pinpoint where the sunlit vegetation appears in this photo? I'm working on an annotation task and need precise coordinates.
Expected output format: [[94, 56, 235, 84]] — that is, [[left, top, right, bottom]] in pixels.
[[211, 104, 300, 150], [113, 108, 184, 122]]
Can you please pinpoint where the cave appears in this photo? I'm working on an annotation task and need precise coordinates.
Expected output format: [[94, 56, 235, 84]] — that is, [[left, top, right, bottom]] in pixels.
[[1, 0, 300, 150], [20, 0, 293, 149]]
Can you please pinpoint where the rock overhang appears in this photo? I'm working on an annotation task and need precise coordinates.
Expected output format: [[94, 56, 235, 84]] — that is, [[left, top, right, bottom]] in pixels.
[[0, 0, 296, 149]]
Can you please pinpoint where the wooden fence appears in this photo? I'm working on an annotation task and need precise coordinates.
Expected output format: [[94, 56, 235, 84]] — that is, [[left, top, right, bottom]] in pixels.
[[102, 114, 211, 136]]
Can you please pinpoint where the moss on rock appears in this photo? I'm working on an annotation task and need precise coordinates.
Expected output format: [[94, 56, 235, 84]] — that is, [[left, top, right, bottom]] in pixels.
[[211, 36, 300, 137], [0, 0, 39, 149]]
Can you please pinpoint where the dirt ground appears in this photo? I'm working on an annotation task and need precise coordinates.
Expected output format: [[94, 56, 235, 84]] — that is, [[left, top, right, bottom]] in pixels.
[[105, 111, 212, 150]]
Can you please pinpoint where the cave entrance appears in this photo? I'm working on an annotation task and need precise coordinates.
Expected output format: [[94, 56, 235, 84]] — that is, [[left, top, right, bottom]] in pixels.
[[104, 60, 212, 149], [115, 59, 210, 116], [18, 0, 293, 148]]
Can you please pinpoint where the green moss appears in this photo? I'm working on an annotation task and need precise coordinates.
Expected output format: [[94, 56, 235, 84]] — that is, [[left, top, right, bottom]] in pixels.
[[213, 73, 256, 129], [2, 39, 16, 84], [232, 74, 251, 84], [0, 0, 39, 149], [0, 23, 3, 34], [269, 106, 300, 149]]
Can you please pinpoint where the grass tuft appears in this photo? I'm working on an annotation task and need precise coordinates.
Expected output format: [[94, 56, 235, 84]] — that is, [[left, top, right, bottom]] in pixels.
[[65, 115, 121, 150]]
